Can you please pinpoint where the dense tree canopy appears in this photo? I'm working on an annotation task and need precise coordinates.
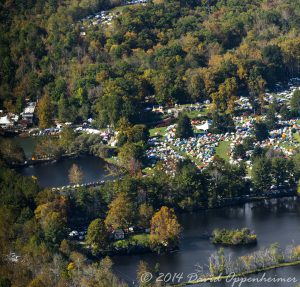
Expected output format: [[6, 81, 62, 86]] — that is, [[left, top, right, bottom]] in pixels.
[[1, 0, 300, 126], [86, 218, 109, 255]]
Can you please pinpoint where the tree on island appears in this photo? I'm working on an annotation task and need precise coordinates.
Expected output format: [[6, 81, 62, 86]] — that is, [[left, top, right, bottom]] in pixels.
[[150, 206, 182, 252], [68, 164, 83, 185], [175, 114, 194, 139], [86, 218, 109, 255]]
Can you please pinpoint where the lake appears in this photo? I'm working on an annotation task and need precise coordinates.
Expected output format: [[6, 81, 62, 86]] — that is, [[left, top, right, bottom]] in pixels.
[[18, 154, 110, 187], [11, 136, 110, 187], [112, 197, 300, 287], [12, 136, 39, 159]]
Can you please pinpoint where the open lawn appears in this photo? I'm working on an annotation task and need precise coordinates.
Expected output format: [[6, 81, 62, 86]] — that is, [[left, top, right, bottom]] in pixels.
[[112, 233, 150, 249], [184, 107, 209, 119], [279, 136, 299, 150], [293, 132, 300, 144], [149, 126, 167, 137], [109, 3, 143, 14], [215, 141, 231, 161]]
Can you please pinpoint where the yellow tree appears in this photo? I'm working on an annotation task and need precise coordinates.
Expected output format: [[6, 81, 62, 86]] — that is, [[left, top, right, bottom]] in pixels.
[[211, 77, 237, 113], [280, 37, 300, 77], [34, 191, 69, 247], [37, 94, 53, 129], [150, 206, 182, 252], [105, 193, 134, 230], [68, 164, 83, 185]]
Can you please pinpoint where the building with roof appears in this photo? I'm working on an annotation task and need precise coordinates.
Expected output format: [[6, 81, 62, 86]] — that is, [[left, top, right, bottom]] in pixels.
[[21, 102, 36, 124]]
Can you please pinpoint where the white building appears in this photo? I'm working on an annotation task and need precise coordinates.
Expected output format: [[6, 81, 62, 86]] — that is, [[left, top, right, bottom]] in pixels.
[[0, 113, 18, 128], [21, 102, 36, 124]]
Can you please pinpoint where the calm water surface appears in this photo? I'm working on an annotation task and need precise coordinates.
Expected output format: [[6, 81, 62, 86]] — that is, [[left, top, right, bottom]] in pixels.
[[18, 154, 109, 187], [12, 136, 39, 158], [12, 136, 110, 187], [113, 197, 300, 287]]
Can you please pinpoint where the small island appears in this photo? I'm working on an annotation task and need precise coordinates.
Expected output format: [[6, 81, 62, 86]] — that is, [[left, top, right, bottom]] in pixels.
[[212, 228, 257, 246]]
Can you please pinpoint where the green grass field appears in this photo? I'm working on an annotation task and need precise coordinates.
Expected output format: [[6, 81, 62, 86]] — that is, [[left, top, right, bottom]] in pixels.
[[109, 3, 143, 14], [149, 126, 167, 137], [293, 132, 300, 144], [215, 141, 231, 161], [184, 107, 209, 119]]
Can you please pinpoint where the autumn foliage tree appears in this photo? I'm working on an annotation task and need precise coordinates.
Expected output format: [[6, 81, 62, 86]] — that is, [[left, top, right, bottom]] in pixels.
[[211, 77, 237, 113], [68, 164, 84, 185], [86, 218, 109, 255], [34, 190, 69, 248], [150, 206, 182, 252], [37, 94, 54, 129], [105, 193, 134, 230]]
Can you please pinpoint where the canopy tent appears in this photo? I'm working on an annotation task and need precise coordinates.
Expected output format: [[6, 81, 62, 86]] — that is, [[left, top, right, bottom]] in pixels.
[[195, 121, 210, 131], [0, 115, 13, 126]]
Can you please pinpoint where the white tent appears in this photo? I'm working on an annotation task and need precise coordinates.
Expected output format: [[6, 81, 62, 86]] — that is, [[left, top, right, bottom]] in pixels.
[[196, 121, 210, 131], [0, 115, 13, 126], [85, 128, 101, 135]]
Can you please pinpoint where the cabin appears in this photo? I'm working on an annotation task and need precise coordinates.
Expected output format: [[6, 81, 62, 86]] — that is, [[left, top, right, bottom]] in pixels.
[[0, 114, 18, 128], [0, 115, 14, 128], [113, 229, 125, 240], [21, 102, 36, 124]]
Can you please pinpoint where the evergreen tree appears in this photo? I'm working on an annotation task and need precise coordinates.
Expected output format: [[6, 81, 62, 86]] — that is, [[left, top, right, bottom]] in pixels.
[[254, 122, 269, 142], [291, 90, 300, 115], [175, 114, 193, 139], [251, 157, 272, 192], [280, 105, 291, 120], [265, 101, 277, 130]]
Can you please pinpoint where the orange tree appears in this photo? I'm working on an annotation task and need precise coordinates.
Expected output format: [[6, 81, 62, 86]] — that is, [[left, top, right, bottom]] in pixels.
[[150, 206, 182, 253]]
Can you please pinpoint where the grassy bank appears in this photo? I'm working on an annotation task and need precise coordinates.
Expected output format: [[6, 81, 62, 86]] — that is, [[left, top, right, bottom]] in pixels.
[[174, 260, 300, 286]]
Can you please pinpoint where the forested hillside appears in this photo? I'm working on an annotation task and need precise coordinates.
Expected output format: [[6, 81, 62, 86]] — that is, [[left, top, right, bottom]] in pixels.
[[1, 0, 300, 127], [1, 1, 300, 286]]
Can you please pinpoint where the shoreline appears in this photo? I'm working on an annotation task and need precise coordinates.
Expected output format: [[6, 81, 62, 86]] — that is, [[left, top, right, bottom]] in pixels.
[[11, 151, 114, 168], [173, 260, 300, 286], [81, 195, 298, 258]]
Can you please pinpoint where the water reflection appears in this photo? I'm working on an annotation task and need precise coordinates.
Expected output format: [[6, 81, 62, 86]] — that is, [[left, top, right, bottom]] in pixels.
[[18, 154, 110, 187], [113, 197, 300, 287]]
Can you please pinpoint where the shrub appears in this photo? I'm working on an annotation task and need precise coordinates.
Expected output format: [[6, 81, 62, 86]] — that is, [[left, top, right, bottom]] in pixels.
[[212, 228, 257, 245]]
